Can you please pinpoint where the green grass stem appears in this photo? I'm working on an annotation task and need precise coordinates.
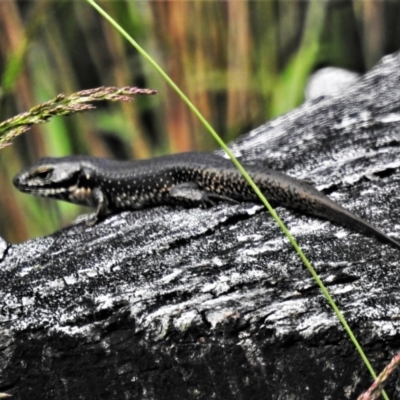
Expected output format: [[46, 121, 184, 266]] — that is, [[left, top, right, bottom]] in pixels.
[[86, 1, 386, 397]]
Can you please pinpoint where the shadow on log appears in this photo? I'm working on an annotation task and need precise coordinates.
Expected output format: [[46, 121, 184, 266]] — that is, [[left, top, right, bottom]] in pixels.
[[2, 53, 400, 399]]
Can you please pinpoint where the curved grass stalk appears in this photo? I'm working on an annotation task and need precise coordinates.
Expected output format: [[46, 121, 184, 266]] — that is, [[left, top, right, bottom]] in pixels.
[[85, 1, 386, 397]]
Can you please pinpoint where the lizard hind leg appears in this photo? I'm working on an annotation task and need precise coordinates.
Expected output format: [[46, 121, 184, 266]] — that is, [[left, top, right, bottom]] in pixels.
[[169, 182, 239, 208]]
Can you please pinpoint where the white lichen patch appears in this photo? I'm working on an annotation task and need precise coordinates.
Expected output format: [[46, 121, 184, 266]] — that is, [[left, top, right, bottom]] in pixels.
[[173, 310, 199, 332], [238, 238, 284, 256], [49, 324, 94, 339], [295, 313, 337, 338], [244, 205, 263, 216], [95, 293, 117, 310], [285, 219, 329, 236], [18, 265, 37, 277], [205, 308, 240, 329], [377, 113, 400, 124], [263, 298, 309, 324], [63, 274, 78, 285], [371, 321, 399, 338], [158, 269, 183, 284], [236, 233, 264, 242]]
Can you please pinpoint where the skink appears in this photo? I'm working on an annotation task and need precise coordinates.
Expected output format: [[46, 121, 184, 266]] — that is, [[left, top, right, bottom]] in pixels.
[[13, 152, 400, 249]]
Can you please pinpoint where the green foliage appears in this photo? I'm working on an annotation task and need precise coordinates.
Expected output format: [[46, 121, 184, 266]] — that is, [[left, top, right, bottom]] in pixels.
[[0, 0, 399, 241]]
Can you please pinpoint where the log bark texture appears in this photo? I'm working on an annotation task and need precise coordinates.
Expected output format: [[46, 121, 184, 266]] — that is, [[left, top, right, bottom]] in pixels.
[[3, 53, 400, 399]]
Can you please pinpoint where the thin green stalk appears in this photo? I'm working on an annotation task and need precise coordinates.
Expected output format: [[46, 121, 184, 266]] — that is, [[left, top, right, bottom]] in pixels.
[[86, 1, 385, 396]]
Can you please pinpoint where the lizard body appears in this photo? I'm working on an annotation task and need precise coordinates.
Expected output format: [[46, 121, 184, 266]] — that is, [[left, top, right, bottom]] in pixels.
[[13, 152, 400, 249]]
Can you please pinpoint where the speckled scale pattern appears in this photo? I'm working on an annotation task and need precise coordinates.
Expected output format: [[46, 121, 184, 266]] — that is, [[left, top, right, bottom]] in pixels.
[[84, 154, 314, 211]]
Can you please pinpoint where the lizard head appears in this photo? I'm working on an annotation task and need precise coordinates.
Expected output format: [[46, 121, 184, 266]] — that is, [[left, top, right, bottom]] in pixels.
[[13, 157, 84, 200]]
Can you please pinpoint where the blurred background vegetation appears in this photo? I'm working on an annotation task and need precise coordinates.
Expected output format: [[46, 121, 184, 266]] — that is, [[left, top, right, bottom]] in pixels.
[[1, 0, 400, 242]]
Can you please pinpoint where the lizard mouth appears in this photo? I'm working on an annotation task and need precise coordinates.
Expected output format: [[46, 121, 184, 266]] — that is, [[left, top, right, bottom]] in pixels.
[[68, 185, 92, 202], [18, 187, 69, 196]]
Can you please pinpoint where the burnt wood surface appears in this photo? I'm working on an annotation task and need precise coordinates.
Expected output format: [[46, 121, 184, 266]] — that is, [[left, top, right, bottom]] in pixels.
[[2, 53, 400, 399]]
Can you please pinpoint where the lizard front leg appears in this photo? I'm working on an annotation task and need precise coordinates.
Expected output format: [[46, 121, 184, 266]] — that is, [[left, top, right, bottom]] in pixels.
[[86, 187, 109, 226]]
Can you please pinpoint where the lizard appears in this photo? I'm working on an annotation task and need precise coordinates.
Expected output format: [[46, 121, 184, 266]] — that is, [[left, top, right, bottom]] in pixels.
[[12, 151, 400, 250]]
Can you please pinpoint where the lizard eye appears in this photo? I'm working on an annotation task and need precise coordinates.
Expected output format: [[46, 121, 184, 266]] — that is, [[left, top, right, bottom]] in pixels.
[[34, 168, 53, 180]]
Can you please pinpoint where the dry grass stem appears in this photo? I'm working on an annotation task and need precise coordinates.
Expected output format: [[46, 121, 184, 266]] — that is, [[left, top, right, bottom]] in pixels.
[[0, 86, 157, 149], [358, 353, 400, 400]]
